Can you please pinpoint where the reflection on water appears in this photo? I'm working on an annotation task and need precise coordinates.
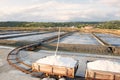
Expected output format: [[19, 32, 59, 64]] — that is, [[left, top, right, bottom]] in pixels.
[[59, 33, 100, 45], [96, 33, 120, 46]]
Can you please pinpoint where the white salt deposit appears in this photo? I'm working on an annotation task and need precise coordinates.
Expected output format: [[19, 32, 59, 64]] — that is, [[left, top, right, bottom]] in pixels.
[[87, 60, 120, 73], [42, 78, 56, 80], [36, 55, 77, 68], [59, 78, 66, 80]]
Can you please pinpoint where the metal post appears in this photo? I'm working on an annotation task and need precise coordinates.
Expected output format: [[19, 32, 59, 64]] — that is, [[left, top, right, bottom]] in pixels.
[[55, 27, 60, 56]]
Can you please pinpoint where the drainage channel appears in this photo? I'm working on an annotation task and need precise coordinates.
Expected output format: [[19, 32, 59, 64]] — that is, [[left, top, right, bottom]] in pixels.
[[0, 31, 51, 39], [0, 31, 29, 35]]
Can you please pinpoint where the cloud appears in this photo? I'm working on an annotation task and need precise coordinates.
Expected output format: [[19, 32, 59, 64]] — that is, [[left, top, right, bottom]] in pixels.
[[0, 0, 120, 21], [98, 0, 120, 7]]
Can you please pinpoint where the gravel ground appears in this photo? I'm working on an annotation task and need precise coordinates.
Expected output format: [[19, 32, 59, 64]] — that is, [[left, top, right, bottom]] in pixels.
[[0, 46, 40, 80], [0, 70, 39, 80]]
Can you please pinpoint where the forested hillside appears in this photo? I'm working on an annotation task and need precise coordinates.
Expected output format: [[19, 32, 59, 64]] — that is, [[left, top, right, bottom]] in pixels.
[[0, 21, 120, 29], [0, 21, 99, 27], [96, 21, 120, 29]]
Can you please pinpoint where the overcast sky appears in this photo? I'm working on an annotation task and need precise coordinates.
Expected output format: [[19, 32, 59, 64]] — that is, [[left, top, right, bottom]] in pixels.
[[0, 0, 120, 22]]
